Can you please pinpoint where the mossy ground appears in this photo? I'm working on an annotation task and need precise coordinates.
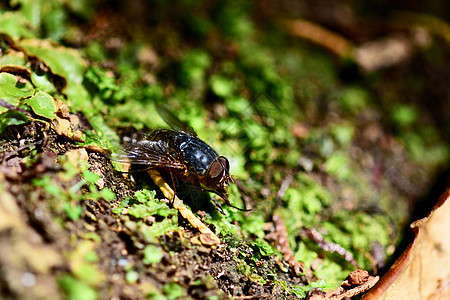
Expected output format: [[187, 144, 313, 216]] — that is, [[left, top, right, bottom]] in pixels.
[[0, 0, 449, 299]]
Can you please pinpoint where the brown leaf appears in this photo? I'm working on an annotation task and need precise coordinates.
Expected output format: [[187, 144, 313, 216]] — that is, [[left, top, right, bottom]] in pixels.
[[362, 190, 450, 300]]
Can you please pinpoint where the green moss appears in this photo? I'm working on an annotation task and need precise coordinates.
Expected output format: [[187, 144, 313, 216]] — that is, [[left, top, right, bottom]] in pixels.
[[143, 245, 164, 265], [203, 211, 238, 237], [163, 282, 184, 300], [125, 270, 139, 284], [391, 104, 418, 128], [235, 258, 267, 285], [251, 239, 276, 257], [330, 123, 355, 147], [115, 189, 177, 218], [210, 74, 236, 98], [239, 213, 266, 239], [59, 275, 98, 300], [290, 280, 331, 298], [285, 174, 332, 226], [337, 86, 371, 114], [324, 152, 351, 181], [180, 49, 212, 86]]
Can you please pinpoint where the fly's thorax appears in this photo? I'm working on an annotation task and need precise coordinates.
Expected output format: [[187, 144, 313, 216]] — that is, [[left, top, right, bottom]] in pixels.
[[175, 135, 218, 175]]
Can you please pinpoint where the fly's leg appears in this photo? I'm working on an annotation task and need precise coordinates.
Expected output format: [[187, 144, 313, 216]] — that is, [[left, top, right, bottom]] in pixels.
[[211, 197, 225, 215], [147, 169, 220, 246], [169, 171, 176, 203]]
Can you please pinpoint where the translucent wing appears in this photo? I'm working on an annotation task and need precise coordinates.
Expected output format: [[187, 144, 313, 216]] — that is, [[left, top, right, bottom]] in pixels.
[[111, 140, 185, 169], [156, 104, 197, 137]]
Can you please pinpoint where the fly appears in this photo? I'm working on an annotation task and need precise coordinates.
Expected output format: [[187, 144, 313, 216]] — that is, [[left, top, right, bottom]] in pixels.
[[113, 104, 248, 214]]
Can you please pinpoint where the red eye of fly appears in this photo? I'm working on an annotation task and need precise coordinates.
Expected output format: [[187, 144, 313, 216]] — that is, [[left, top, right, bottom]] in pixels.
[[209, 160, 223, 178], [206, 160, 224, 186], [218, 156, 229, 172]]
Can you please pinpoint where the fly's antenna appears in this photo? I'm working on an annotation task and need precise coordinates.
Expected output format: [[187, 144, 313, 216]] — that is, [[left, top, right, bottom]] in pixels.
[[228, 204, 252, 212], [220, 194, 252, 212]]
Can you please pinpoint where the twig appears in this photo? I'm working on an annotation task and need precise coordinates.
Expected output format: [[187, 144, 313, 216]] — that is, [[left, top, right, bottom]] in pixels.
[[0, 98, 33, 118], [272, 214, 305, 276], [232, 295, 270, 300], [306, 272, 379, 300], [284, 19, 354, 58], [304, 228, 359, 268], [147, 169, 220, 246], [276, 170, 294, 207], [1, 140, 41, 164]]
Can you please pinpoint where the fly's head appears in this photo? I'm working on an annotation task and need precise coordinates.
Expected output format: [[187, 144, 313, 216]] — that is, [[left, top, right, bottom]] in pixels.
[[202, 155, 232, 198], [202, 156, 250, 213]]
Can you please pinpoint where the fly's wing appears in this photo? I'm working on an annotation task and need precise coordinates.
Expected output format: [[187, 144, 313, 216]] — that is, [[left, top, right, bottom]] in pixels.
[[111, 140, 186, 169], [156, 104, 197, 137]]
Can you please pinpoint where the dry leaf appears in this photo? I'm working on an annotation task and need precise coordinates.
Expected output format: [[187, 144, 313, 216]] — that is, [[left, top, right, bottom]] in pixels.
[[362, 190, 450, 300]]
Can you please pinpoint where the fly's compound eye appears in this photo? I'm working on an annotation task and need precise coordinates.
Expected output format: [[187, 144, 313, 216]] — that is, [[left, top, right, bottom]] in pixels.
[[218, 156, 230, 172], [206, 160, 224, 186]]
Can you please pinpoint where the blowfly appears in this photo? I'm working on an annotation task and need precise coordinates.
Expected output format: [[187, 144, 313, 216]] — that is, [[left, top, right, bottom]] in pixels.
[[113, 105, 248, 214]]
